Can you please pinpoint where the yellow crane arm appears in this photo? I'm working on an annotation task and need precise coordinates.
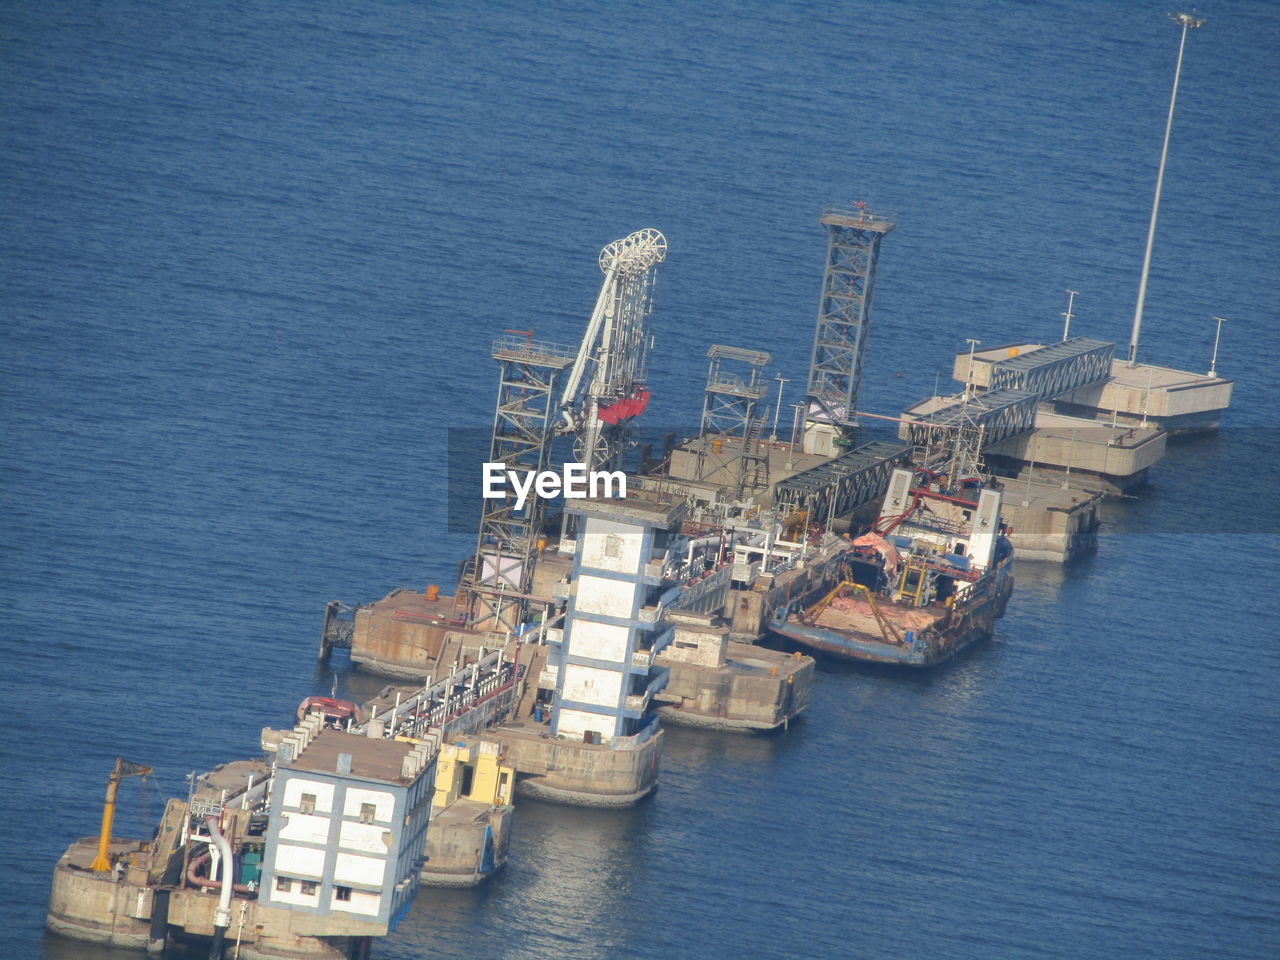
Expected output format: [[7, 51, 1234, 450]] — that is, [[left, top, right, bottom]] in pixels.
[[805, 579, 906, 647], [90, 757, 153, 872], [805, 579, 858, 622]]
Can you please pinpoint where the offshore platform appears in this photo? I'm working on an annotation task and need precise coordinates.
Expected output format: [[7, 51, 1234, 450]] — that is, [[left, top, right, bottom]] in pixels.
[[319, 197, 1234, 788], [47, 645, 520, 957], [48, 198, 1233, 958]]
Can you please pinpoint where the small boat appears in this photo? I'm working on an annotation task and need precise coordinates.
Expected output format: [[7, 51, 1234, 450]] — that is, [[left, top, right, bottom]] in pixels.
[[295, 696, 363, 728]]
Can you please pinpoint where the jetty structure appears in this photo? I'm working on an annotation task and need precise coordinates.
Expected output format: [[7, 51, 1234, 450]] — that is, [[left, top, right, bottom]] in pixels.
[[53, 146, 1235, 954], [319, 190, 1234, 800], [47, 19, 1239, 955], [321, 225, 825, 808]]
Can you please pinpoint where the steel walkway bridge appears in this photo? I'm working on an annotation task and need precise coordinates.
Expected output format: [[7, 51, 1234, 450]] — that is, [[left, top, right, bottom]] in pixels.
[[904, 338, 1117, 452], [986, 337, 1114, 399], [773, 439, 912, 521], [903, 389, 1040, 450]]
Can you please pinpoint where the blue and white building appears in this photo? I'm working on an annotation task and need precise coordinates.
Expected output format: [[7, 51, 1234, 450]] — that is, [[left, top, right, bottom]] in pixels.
[[258, 727, 435, 934], [550, 492, 689, 743]]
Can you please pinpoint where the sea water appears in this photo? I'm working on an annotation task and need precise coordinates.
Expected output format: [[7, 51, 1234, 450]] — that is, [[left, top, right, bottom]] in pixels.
[[2, 2, 1277, 958]]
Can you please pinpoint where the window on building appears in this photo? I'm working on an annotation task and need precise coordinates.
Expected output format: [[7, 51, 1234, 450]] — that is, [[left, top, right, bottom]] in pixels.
[[299, 793, 316, 814], [335, 885, 352, 902], [275, 876, 292, 892], [360, 802, 376, 824], [300, 881, 317, 896]]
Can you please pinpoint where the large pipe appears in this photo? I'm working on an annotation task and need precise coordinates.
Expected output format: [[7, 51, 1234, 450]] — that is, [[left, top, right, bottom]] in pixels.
[[185, 851, 254, 895], [684, 535, 721, 570], [204, 816, 234, 960], [147, 889, 170, 955]]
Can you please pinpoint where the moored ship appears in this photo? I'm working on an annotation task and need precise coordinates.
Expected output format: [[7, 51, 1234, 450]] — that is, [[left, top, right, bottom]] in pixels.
[[770, 464, 1014, 666]]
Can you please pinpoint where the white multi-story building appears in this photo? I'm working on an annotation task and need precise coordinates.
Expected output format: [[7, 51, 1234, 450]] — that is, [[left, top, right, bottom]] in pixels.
[[259, 729, 434, 934], [551, 493, 687, 743]]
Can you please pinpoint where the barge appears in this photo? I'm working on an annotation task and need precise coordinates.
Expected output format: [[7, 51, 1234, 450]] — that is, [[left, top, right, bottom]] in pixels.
[[770, 463, 1014, 666]]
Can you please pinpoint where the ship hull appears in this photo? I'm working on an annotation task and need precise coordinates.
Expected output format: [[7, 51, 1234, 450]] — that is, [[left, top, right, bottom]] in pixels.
[[772, 599, 993, 666], [769, 561, 1013, 668]]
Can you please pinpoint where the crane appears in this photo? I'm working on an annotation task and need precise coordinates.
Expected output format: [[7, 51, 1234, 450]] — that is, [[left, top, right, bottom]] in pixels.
[[89, 757, 153, 872], [465, 228, 667, 634], [556, 228, 667, 471]]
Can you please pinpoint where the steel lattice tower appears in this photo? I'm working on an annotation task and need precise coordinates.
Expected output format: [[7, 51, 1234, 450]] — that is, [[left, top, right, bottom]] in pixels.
[[469, 333, 576, 634], [803, 203, 896, 447], [695, 344, 772, 498]]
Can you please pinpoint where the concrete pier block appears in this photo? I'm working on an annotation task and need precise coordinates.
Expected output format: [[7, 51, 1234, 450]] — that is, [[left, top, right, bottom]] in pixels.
[[654, 612, 814, 730], [46, 840, 152, 949], [999, 480, 1102, 563], [487, 722, 663, 806]]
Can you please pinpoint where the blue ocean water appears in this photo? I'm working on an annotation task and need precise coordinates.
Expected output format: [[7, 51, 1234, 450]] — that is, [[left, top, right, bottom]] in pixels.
[[3, 2, 1278, 958]]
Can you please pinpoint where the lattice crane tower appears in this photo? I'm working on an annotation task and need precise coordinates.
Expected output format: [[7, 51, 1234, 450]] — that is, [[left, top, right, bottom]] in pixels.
[[695, 344, 772, 498], [802, 203, 896, 456], [558, 228, 667, 472]]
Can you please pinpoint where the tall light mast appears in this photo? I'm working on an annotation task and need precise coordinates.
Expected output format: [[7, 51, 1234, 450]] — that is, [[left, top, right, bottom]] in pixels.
[[1127, 12, 1205, 367]]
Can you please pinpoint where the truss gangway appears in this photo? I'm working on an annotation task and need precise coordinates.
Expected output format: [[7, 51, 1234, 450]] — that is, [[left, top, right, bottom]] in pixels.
[[906, 338, 1116, 453], [773, 439, 912, 521], [986, 337, 1114, 398], [903, 389, 1039, 450]]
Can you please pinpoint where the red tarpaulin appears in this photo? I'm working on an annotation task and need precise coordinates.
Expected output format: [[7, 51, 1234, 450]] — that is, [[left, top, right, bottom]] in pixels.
[[598, 388, 650, 424]]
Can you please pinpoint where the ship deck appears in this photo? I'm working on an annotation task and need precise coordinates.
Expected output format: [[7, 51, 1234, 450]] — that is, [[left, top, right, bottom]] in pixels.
[[811, 596, 946, 641]]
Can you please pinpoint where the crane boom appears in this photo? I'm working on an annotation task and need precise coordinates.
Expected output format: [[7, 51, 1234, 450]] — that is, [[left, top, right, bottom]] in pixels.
[[89, 757, 153, 872], [558, 228, 667, 471]]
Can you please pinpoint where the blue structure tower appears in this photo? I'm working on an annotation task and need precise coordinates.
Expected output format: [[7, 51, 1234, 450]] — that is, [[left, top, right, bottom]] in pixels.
[[549, 493, 688, 743], [259, 728, 435, 934]]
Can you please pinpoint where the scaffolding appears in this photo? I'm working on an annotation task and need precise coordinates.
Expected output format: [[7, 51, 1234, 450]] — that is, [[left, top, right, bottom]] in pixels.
[[695, 344, 771, 498], [468, 333, 576, 633], [803, 203, 897, 439]]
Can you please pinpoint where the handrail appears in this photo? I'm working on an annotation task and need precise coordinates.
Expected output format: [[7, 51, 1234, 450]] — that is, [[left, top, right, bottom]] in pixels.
[[819, 203, 899, 227], [490, 336, 578, 362]]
